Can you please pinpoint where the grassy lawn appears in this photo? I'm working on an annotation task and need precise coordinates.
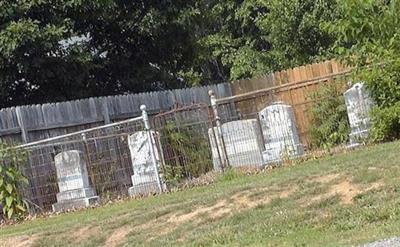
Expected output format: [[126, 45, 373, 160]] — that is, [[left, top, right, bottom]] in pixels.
[[1, 141, 400, 247]]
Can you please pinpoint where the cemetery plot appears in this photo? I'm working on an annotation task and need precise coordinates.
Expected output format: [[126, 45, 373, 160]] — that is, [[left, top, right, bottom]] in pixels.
[[16, 116, 147, 211], [1, 140, 399, 247]]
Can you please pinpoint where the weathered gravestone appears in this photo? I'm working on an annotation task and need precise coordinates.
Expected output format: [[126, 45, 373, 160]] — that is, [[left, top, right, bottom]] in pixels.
[[258, 102, 304, 164], [344, 82, 374, 146], [208, 119, 265, 170], [52, 150, 99, 212], [128, 131, 164, 196]]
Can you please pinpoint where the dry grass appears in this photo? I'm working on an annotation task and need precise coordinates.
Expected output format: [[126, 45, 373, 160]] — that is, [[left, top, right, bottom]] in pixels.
[[1, 141, 400, 247]]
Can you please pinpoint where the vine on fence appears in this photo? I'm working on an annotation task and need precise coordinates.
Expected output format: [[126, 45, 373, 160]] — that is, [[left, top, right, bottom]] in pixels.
[[0, 142, 28, 219]]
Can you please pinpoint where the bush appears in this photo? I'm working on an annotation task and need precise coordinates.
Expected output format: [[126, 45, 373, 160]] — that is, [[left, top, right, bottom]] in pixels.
[[352, 62, 400, 142], [326, 0, 400, 142], [370, 102, 400, 142], [0, 142, 28, 219], [309, 81, 350, 149], [159, 121, 213, 186]]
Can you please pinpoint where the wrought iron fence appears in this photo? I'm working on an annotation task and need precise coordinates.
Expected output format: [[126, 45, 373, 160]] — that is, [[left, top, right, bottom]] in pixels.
[[2, 71, 362, 214], [209, 73, 352, 169], [13, 108, 161, 212], [153, 104, 221, 185]]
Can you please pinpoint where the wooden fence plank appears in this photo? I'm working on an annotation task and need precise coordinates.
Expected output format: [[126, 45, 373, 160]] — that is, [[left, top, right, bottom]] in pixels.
[[0, 83, 233, 143]]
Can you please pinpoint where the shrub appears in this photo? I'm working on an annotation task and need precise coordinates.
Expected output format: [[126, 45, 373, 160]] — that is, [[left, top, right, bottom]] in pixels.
[[159, 121, 213, 186], [308, 81, 350, 149], [217, 168, 242, 183], [0, 142, 28, 219], [353, 62, 400, 142], [326, 0, 400, 142], [369, 102, 400, 142]]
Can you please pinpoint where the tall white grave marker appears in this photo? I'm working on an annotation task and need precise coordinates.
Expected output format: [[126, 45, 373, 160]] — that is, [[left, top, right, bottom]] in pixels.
[[344, 82, 374, 146], [52, 150, 99, 212], [128, 131, 164, 196], [258, 102, 304, 164]]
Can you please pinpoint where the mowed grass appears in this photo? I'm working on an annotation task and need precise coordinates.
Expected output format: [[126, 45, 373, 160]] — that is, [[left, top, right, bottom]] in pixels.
[[1, 141, 400, 247]]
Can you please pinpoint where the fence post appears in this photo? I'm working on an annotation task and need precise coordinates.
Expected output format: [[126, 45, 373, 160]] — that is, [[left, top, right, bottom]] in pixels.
[[101, 98, 111, 124], [140, 104, 163, 193], [209, 90, 229, 171], [16, 106, 29, 143]]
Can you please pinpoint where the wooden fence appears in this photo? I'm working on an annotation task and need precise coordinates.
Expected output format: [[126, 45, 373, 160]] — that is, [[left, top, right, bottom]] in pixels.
[[217, 60, 351, 146], [0, 59, 351, 146], [0, 83, 233, 144]]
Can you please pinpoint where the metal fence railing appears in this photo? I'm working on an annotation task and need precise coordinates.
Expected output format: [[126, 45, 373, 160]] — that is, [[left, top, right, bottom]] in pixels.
[[13, 106, 166, 212], [2, 71, 362, 214], [208, 73, 352, 169]]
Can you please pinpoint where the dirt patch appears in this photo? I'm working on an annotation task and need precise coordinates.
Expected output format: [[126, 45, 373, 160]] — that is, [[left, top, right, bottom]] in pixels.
[[72, 225, 100, 243], [104, 226, 131, 247], [328, 180, 361, 204], [305, 179, 384, 206], [137, 186, 297, 241], [0, 235, 38, 247], [279, 187, 297, 198], [311, 173, 341, 184], [168, 186, 296, 225]]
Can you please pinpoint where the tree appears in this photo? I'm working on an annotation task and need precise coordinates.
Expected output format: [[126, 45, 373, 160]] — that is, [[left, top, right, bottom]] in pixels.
[[327, 0, 400, 141], [0, 0, 199, 108], [194, 0, 338, 81], [0, 0, 341, 108], [258, 0, 338, 70]]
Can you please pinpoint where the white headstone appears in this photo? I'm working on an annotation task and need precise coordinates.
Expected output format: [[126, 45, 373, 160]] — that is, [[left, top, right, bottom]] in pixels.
[[344, 82, 374, 146], [52, 150, 98, 212], [209, 119, 265, 170], [128, 131, 164, 196], [258, 102, 304, 164]]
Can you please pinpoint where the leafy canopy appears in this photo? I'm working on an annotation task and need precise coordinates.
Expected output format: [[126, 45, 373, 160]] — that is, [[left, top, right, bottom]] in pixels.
[[0, 0, 339, 108], [327, 0, 400, 141]]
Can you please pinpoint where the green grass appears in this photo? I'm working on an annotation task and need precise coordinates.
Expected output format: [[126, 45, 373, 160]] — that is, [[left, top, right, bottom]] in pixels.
[[1, 141, 400, 247]]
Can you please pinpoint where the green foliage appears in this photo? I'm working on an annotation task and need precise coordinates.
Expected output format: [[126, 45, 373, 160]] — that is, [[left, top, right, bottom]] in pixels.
[[0, 0, 199, 108], [217, 168, 242, 183], [259, 0, 338, 69], [160, 122, 212, 186], [196, 0, 271, 81], [197, 0, 338, 81], [326, 0, 400, 142], [0, 0, 342, 107], [0, 142, 28, 219], [309, 82, 350, 149], [370, 102, 400, 142]]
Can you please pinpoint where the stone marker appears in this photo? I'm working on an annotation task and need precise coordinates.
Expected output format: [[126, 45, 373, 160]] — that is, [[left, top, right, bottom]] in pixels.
[[259, 102, 304, 164], [209, 119, 265, 170], [52, 150, 99, 212], [128, 131, 164, 196], [344, 82, 374, 146]]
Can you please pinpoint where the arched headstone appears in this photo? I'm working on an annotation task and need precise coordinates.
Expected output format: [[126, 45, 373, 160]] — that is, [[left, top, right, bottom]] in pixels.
[[258, 102, 304, 164], [344, 82, 374, 146], [52, 150, 99, 212]]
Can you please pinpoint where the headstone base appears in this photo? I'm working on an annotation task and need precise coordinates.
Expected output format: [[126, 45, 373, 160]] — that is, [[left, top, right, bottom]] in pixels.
[[56, 188, 96, 202], [52, 196, 99, 212], [262, 144, 304, 165], [128, 181, 161, 196], [349, 129, 369, 146]]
